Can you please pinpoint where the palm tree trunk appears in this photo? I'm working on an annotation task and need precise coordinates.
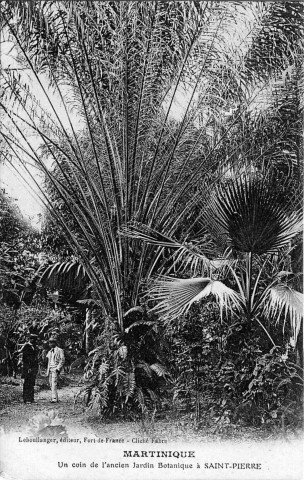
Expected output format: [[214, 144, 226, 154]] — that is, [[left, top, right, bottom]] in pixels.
[[296, 322, 303, 368], [85, 308, 91, 355], [245, 251, 253, 331]]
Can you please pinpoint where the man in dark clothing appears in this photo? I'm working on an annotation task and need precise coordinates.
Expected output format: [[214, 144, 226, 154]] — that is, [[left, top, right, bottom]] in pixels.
[[20, 334, 39, 404]]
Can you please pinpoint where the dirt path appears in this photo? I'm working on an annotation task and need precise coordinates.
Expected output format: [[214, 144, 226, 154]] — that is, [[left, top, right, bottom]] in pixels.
[[0, 375, 301, 443], [0, 375, 91, 436], [0, 375, 151, 440], [0, 375, 195, 441]]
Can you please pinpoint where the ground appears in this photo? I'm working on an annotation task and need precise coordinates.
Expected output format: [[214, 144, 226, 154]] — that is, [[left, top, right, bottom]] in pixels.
[[0, 374, 301, 443]]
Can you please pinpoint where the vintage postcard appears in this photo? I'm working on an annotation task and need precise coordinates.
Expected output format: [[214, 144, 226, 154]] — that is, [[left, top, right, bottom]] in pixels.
[[0, 1, 303, 479]]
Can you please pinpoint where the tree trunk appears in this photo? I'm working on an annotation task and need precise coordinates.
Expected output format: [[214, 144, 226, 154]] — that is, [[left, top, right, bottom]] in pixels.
[[296, 321, 303, 368], [85, 308, 91, 355]]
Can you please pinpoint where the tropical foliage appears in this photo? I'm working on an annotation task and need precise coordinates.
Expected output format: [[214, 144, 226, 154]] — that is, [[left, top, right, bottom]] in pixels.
[[0, 190, 42, 309], [147, 174, 303, 344], [165, 302, 303, 431], [0, 1, 302, 423]]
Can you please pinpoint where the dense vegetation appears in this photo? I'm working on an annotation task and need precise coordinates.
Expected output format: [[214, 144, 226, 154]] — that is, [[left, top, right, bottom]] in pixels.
[[0, 1, 303, 435]]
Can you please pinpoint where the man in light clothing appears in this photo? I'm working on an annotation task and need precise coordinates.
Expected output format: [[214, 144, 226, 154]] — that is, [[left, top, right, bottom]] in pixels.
[[46, 337, 65, 403]]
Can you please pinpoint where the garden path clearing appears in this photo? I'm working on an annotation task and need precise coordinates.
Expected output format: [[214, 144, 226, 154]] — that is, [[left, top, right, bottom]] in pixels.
[[0, 375, 301, 443], [0, 374, 202, 442]]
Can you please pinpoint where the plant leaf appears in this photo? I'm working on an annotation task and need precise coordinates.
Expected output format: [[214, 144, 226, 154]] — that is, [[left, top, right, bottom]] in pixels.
[[263, 285, 303, 344], [150, 276, 241, 320], [203, 175, 302, 255]]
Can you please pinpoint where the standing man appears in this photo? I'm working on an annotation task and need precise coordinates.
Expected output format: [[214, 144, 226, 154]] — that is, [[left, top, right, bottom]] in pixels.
[[20, 334, 39, 404], [46, 337, 65, 403]]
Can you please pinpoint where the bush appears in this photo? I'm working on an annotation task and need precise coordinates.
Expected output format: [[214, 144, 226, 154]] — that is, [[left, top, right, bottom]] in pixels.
[[242, 348, 303, 429], [165, 301, 303, 431], [80, 312, 171, 418]]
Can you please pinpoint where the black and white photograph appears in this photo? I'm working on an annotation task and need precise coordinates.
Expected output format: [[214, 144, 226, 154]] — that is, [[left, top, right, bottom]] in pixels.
[[0, 1, 303, 479]]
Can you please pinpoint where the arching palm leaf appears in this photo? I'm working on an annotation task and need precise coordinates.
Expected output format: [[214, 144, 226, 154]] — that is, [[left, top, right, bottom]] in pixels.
[[150, 276, 241, 320], [263, 285, 303, 344], [39, 259, 89, 291]]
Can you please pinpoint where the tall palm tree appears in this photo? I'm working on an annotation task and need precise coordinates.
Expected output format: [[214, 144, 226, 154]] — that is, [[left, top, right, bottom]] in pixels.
[[0, 1, 302, 329], [1, 0, 303, 410]]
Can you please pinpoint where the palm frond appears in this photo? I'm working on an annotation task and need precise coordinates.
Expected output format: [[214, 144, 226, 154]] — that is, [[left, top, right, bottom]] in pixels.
[[40, 260, 88, 291], [150, 276, 241, 320], [203, 175, 302, 255], [263, 285, 303, 344], [124, 306, 144, 318], [125, 320, 155, 334], [76, 298, 104, 308], [243, 2, 304, 82], [120, 224, 205, 251], [121, 223, 214, 274]]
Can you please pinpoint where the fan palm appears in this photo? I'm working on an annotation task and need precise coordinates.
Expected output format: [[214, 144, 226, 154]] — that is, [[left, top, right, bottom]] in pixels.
[[148, 174, 303, 346]]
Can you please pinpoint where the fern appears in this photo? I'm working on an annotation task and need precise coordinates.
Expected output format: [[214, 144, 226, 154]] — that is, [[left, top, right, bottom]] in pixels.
[[112, 365, 127, 388], [135, 387, 148, 414], [146, 388, 159, 405], [136, 361, 153, 380], [98, 360, 109, 379], [124, 372, 136, 402], [150, 363, 170, 378], [97, 384, 109, 410], [118, 345, 128, 360]]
